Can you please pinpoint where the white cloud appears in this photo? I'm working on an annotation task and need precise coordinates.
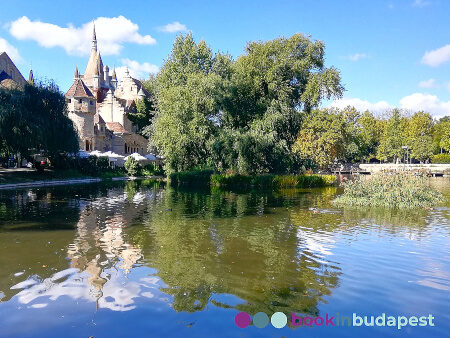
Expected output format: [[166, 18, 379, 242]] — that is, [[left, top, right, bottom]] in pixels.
[[9, 16, 156, 56], [347, 53, 367, 61], [418, 79, 438, 88], [116, 59, 159, 80], [157, 21, 188, 33], [412, 0, 430, 7], [330, 97, 392, 112], [421, 45, 450, 67], [331, 94, 450, 118], [400, 93, 450, 118], [0, 37, 23, 64]]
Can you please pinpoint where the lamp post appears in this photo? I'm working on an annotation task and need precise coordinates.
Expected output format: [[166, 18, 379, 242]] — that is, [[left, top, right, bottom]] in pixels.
[[401, 146, 409, 170]]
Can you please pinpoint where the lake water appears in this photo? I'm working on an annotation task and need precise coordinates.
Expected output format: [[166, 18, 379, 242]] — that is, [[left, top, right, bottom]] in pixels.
[[0, 179, 449, 337]]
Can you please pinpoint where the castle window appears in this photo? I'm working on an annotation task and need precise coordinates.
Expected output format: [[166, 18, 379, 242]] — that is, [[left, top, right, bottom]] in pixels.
[[79, 99, 82, 104], [90, 101, 94, 105], [68, 99, 71, 103]]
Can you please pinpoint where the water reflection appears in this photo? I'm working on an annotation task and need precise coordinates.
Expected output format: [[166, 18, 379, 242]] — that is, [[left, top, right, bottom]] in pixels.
[[0, 179, 449, 336]]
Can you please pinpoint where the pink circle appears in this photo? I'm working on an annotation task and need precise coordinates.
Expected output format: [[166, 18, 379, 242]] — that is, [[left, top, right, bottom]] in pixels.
[[235, 312, 251, 328]]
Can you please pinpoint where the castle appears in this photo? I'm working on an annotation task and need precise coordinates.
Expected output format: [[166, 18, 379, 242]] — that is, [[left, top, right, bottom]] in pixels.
[[65, 24, 149, 156], [0, 51, 30, 88]]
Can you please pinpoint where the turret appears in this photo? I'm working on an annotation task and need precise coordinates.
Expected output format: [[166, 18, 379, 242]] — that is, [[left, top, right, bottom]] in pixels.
[[73, 64, 79, 83], [111, 66, 117, 89], [103, 64, 109, 83]]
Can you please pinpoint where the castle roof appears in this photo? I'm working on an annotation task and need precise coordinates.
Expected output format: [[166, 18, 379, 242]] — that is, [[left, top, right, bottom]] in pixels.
[[106, 122, 128, 134], [94, 113, 105, 124], [65, 78, 95, 98]]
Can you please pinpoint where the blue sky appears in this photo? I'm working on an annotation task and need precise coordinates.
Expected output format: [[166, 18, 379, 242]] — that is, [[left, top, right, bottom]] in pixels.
[[1, 0, 450, 117]]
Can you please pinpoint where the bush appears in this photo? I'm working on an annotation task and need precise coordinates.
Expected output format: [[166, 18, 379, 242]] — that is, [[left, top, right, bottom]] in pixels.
[[170, 170, 214, 185], [142, 163, 165, 176], [212, 174, 336, 188], [124, 157, 142, 176], [211, 174, 253, 187], [333, 173, 444, 208], [431, 153, 450, 163]]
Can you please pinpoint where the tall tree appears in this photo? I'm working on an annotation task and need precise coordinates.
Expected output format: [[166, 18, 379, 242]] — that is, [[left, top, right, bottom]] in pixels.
[[377, 109, 407, 163], [404, 111, 433, 162], [292, 108, 346, 167], [0, 81, 78, 162], [145, 34, 224, 173]]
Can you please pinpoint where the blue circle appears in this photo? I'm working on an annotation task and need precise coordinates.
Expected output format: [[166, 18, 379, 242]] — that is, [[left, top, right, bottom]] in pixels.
[[253, 312, 269, 328]]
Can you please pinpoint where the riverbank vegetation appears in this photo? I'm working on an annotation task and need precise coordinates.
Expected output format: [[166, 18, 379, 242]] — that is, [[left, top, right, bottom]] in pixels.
[[170, 170, 336, 188], [333, 173, 444, 208], [0, 81, 79, 165], [140, 33, 450, 175]]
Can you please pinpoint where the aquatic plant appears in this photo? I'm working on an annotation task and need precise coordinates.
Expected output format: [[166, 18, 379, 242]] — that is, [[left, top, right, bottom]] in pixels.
[[333, 173, 444, 208], [170, 170, 337, 188]]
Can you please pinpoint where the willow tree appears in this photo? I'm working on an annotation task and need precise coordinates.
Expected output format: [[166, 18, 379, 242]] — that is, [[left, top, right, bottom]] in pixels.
[[148, 33, 344, 174], [0, 81, 78, 163]]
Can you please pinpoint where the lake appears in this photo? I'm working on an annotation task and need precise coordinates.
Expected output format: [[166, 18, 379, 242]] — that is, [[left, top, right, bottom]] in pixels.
[[0, 179, 449, 337]]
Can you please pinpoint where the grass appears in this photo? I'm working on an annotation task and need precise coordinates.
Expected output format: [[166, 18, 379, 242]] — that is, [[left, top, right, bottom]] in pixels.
[[0, 168, 126, 185], [170, 170, 337, 188], [333, 172, 444, 209]]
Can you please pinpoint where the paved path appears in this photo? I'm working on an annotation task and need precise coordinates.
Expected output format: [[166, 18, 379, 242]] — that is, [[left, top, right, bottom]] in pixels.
[[0, 175, 164, 190]]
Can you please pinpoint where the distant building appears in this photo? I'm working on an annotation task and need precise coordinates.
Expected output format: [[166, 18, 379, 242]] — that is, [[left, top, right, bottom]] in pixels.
[[0, 51, 29, 89], [65, 24, 149, 155]]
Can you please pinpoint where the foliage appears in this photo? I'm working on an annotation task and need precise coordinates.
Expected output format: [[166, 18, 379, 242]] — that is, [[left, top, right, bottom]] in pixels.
[[142, 163, 164, 176], [171, 171, 336, 188], [431, 153, 450, 163], [124, 157, 142, 176], [439, 120, 450, 153], [376, 109, 408, 162], [0, 81, 78, 161], [404, 111, 433, 162], [169, 170, 214, 185], [333, 173, 444, 208], [147, 33, 344, 175], [293, 108, 346, 167]]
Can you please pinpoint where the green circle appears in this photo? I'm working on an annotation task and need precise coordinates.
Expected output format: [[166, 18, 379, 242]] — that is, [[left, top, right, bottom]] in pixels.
[[253, 312, 269, 328], [271, 312, 287, 328]]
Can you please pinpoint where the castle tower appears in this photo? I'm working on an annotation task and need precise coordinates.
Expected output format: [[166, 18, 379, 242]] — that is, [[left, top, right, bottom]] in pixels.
[[65, 79, 97, 151]]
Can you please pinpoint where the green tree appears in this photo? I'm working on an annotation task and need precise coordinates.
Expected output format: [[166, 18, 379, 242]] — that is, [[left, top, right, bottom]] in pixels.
[[357, 110, 380, 162], [404, 111, 433, 162], [377, 109, 407, 163], [0, 81, 78, 164], [438, 120, 450, 153], [293, 108, 346, 167]]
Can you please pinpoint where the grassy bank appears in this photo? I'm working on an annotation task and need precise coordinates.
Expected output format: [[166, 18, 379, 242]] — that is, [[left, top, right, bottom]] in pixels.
[[170, 170, 336, 188], [333, 173, 444, 208], [0, 168, 126, 185]]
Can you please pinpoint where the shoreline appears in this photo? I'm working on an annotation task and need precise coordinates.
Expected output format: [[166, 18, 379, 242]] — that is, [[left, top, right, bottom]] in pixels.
[[0, 176, 164, 191]]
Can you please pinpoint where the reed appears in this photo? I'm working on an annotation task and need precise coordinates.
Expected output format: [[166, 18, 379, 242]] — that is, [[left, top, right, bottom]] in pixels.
[[333, 172, 444, 208]]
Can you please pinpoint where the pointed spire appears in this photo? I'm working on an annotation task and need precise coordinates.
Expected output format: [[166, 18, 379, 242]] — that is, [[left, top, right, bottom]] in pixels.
[[92, 20, 97, 52], [74, 63, 79, 79], [28, 62, 34, 84], [112, 65, 117, 80], [125, 67, 130, 77]]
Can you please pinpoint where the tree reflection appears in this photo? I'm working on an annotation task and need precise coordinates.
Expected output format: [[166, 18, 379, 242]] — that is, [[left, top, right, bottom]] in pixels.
[[139, 187, 342, 316]]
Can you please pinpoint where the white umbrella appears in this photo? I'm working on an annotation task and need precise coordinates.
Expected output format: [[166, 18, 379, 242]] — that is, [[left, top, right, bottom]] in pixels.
[[124, 153, 149, 162], [103, 151, 125, 158], [90, 150, 105, 157]]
